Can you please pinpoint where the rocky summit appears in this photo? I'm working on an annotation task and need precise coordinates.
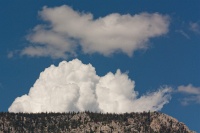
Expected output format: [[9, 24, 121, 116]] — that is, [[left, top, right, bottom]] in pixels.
[[0, 111, 195, 133]]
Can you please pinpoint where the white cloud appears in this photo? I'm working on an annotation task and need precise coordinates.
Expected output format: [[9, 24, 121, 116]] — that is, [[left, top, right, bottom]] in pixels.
[[21, 5, 170, 59], [189, 22, 200, 34], [178, 84, 200, 105], [180, 96, 200, 106], [178, 84, 200, 95], [9, 59, 172, 113]]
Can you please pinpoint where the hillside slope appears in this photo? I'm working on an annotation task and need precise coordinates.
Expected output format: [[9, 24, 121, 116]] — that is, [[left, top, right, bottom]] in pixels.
[[0, 111, 195, 133]]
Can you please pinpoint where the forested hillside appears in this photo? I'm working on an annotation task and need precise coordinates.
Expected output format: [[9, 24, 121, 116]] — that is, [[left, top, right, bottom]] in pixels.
[[0, 111, 195, 133]]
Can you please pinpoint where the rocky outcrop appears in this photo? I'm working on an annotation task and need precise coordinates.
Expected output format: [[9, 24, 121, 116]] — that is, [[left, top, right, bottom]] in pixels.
[[150, 112, 194, 133], [0, 111, 196, 133]]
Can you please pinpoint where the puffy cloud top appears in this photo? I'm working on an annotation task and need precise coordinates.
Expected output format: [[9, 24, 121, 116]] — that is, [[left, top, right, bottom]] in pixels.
[[9, 59, 171, 113], [21, 5, 170, 59]]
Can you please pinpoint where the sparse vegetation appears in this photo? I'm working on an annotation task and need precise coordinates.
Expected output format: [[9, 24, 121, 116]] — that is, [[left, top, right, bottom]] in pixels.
[[0, 111, 195, 133]]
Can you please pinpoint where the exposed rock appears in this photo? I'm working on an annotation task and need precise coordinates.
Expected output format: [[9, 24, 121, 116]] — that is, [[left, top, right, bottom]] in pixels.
[[0, 112, 196, 133]]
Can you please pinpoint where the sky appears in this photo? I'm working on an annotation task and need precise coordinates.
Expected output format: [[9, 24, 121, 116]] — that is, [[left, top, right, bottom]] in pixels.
[[0, 0, 200, 132]]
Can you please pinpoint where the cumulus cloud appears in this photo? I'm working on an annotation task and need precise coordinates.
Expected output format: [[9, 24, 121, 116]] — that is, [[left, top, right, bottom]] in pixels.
[[20, 5, 170, 59], [178, 84, 200, 105], [9, 59, 172, 113]]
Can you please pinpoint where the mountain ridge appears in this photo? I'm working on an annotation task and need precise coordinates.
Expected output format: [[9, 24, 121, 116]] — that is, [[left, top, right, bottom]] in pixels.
[[0, 111, 196, 133]]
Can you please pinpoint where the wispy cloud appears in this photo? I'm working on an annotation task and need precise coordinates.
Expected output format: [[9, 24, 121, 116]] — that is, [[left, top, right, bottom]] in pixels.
[[7, 52, 14, 58], [178, 84, 200, 95], [175, 30, 190, 39], [7, 50, 21, 59], [189, 22, 200, 34], [178, 84, 200, 105], [19, 5, 170, 59]]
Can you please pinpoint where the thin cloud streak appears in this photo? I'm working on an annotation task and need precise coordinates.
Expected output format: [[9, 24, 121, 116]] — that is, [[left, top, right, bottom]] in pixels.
[[175, 30, 190, 39], [178, 84, 200, 105]]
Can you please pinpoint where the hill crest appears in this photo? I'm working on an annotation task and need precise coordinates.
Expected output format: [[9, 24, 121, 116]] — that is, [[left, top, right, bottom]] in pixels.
[[0, 111, 195, 133]]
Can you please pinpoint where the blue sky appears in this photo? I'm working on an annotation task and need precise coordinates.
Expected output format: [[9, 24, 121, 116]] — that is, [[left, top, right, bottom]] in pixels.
[[0, 0, 200, 132]]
